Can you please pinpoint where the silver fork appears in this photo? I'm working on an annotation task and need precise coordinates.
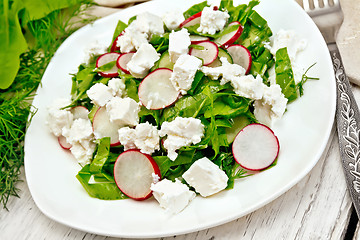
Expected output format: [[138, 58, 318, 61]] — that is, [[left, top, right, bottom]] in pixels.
[[302, 0, 360, 218]]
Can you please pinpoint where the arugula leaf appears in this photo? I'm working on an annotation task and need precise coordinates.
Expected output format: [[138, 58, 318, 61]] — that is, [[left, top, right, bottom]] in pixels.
[[111, 20, 127, 42], [275, 47, 298, 102], [76, 165, 127, 200], [183, 1, 208, 19], [89, 138, 111, 173]]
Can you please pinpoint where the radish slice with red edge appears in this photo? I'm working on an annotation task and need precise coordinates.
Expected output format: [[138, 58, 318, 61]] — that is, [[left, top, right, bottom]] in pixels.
[[114, 149, 161, 200], [110, 32, 123, 52], [96, 52, 121, 78], [232, 123, 279, 171], [92, 107, 121, 147], [58, 135, 71, 150], [138, 68, 179, 110], [71, 106, 89, 120], [116, 52, 135, 74], [179, 11, 201, 28], [189, 41, 219, 66], [214, 21, 243, 48], [190, 35, 210, 43], [226, 44, 252, 74]]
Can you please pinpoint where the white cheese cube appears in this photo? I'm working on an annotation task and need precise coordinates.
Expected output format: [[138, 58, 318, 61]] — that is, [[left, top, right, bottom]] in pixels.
[[136, 12, 164, 36], [253, 84, 288, 126], [118, 122, 160, 154], [127, 43, 160, 78], [182, 157, 229, 197], [197, 7, 229, 35], [69, 139, 96, 166], [105, 97, 140, 126], [107, 77, 126, 97], [118, 126, 137, 151], [170, 54, 202, 94], [47, 98, 73, 137], [201, 57, 245, 85], [151, 179, 196, 214], [169, 28, 191, 63], [134, 122, 160, 154], [86, 83, 113, 107], [230, 74, 265, 100], [62, 118, 93, 143], [62, 118, 95, 165], [159, 117, 204, 161], [116, 26, 149, 53], [162, 11, 185, 30]]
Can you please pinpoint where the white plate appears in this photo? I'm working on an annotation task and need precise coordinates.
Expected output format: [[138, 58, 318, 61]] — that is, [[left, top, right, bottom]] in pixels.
[[24, 0, 336, 238]]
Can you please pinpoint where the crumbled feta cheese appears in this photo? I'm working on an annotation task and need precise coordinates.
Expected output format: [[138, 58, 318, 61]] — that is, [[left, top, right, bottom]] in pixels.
[[168, 28, 191, 63], [116, 25, 149, 53], [118, 122, 160, 154], [126, 43, 160, 78], [201, 57, 245, 85], [231, 74, 265, 100], [86, 83, 113, 107], [62, 118, 95, 165], [83, 41, 107, 63], [136, 12, 164, 36], [107, 78, 126, 97], [159, 117, 205, 161], [162, 11, 185, 30], [152, 173, 160, 184], [151, 179, 196, 214], [182, 157, 228, 197], [69, 140, 96, 166], [253, 84, 288, 126], [106, 97, 140, 126], [47, 98, 73, 137], [62, 118, 93, 142], [270, 29, 307, 62], [118, 126, 137, 150], [197, 7, 229, 35], [170, 54, 202, 94]]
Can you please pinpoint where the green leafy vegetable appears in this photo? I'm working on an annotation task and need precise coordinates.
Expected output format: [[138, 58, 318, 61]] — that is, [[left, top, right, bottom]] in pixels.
[[275, 47, 298, 102]]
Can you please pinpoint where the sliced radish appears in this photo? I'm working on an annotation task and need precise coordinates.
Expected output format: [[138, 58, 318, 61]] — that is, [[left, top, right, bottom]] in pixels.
[[189, 41, 219, 66], [179, 11, 202, 28], [114, 149, 161, 200], [116, 52, 135, 74], [138, 68, 179, 110], [96, 52, 121, 78], [226, 44, 252, 74], [190, 35, 210, 43], [232, 123, 279, 171], [92, 107, 121, 147], [110, 32, 124, 52], [214, 22, 243, 48], [71, 106, 89, 120], [58, 135, 71, 150]]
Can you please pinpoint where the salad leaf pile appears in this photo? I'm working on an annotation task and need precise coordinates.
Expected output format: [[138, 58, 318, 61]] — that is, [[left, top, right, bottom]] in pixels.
[[69, 0, 312, 200]]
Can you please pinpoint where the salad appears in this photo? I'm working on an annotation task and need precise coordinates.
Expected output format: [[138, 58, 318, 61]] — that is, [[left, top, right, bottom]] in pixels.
[[47, 0, 314, 214]]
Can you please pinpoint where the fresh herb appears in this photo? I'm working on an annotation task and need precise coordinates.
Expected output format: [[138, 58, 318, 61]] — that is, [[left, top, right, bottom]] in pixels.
[[297, 63, 319, 96], [0, 1, 96, 210]]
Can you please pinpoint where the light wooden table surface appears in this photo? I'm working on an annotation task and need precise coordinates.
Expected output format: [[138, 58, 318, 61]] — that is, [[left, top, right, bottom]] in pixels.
[[1, 1, 360, 239]]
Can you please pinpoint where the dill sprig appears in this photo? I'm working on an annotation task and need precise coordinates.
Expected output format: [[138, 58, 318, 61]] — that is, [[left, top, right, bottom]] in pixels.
[[297, 63, 320, 96], [0, 2, 96, 210]]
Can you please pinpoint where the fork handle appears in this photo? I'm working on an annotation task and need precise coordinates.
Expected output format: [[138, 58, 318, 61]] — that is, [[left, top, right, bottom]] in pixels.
[[331, 43, 360, 218]]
